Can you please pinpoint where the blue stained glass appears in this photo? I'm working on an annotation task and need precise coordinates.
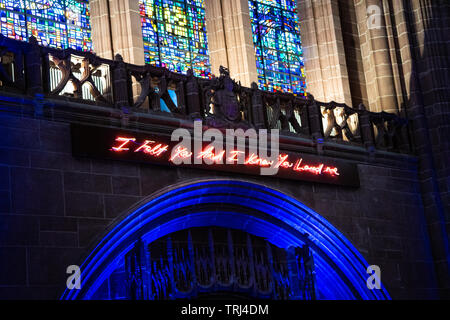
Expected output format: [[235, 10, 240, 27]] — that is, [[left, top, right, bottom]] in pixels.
[[139, 0, 211, 79], [249, 0, 306, 95], [0, 0, 91, 51]]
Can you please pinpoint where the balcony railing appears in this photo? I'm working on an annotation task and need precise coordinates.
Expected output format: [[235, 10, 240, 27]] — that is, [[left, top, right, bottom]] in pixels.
[[0, 35, 411, 154]]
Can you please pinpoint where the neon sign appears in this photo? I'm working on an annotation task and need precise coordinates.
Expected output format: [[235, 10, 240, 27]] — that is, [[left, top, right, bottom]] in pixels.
[[71, 125, 359, 187], [110, 136, 341, 178]]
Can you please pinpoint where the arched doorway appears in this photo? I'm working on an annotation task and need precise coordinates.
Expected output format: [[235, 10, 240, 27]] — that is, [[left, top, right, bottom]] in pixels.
[[61, 180, 390, 300]]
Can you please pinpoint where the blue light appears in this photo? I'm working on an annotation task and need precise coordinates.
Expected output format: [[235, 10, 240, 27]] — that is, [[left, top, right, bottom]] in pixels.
[[61, 179, 390, 300], [160, 89, 178, 113]]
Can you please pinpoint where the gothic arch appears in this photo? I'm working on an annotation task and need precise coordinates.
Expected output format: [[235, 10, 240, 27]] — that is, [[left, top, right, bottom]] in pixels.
[[61, 179, 390, 300]]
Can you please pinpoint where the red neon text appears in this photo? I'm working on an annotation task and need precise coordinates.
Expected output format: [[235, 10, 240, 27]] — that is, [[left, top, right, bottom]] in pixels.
[[111, 137, 168, 158], [197, 147, 226, 163], [275, 154, 293, 169], [170, 146, 193, 162], [134, 140, 169, 157], [111, 137, 136, 152], [110, 137, 341, 178], [228, 150, 245, 163], [294, 159, 339, 176], [323, 166, 340, 176], [245, 153, 274, 167]]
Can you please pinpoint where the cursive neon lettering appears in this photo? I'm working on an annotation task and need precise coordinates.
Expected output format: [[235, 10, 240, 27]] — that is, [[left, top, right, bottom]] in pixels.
[[197, 147, 226, 163], [170, 146, 193, 162], [110, 137, 342, 178], [245, 153, 274, 167], [228, 150, 245, 163], [294, 159, 324, 175], [275, 154, 293, 169], [111, 137, 136, 152], [135, 140, 169, 157]]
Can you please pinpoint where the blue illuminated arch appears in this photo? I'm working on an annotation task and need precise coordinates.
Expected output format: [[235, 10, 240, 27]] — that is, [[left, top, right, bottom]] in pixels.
[[61, 179, 390, 300]]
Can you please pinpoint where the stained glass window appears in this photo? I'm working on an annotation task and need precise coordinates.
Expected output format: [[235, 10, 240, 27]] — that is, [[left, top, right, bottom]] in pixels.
[[248, 0, 306, 95], [0, 0, 91, 51], [139, 0, 211, 78]]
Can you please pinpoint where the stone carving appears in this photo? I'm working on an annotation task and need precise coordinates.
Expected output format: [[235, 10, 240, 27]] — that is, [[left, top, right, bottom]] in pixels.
[[0, 34, 25, 91], [131, 67, 185, 114], [112, 54, 129, 108], [370, 111, 408, 151], [251, 82, 266, 129], [320, 101, 361, 143], [49, 52, 108, 103], [203, 66, 252, 129], [185, 69, 201, 118]]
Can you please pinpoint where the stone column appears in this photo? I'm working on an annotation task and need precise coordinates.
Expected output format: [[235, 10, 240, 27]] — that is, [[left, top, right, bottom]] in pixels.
[[354, 0, 399, 113], [204, 0, 229, 75], [298, 0, 352, 105], [89, 0, 114, 59], [90, 0, 145, 65], [205, 0, 258, 87]]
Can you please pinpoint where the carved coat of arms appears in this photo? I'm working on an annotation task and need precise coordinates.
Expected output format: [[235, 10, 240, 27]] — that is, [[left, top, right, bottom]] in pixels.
[[203, 66, 252, 129]]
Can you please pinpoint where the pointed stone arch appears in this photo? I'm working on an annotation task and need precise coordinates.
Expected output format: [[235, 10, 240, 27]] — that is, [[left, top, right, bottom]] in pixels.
[[61, 179, 390, 300]]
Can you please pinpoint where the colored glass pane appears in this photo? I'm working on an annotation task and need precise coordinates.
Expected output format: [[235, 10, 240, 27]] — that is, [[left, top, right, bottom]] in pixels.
[[139, 0, 211, 78], [249, 0, 306, 95], [0, 0, 91, 51]]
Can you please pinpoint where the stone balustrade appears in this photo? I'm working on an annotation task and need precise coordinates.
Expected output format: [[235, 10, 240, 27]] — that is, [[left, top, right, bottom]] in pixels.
[[0, 35, 411, 154]]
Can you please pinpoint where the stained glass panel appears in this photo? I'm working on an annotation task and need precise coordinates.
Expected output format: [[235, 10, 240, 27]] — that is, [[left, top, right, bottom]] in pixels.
[[139, 0, 211, 78], [249, 0, 306, 95], [0, 0, 91, 51]]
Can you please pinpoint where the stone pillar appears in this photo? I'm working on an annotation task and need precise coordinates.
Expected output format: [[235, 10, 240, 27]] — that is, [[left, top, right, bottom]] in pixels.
[[337, 0, 369, 108], [90, 0, 145, 65], [204, 0, 229, 76], [298, 0, 352, 105], [90, 0, 114, 60], [205, 0, 258, 87], [354, 0, 399, 113]]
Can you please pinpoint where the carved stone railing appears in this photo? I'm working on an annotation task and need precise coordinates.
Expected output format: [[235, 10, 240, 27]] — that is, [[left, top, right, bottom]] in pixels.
[[0, 35, 411, 154]]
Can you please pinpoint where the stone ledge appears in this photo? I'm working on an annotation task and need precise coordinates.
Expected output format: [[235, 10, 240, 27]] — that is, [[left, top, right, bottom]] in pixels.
[[0, 92, 417, 170]]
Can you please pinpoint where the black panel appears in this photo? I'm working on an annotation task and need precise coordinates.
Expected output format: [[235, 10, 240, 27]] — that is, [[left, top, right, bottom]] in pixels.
[[71, 124, 360, 187]]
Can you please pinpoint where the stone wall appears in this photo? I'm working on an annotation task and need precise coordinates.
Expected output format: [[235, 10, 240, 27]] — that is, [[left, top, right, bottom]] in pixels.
[[0, 113, 438, 299], [299, 0, 450, 296]]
